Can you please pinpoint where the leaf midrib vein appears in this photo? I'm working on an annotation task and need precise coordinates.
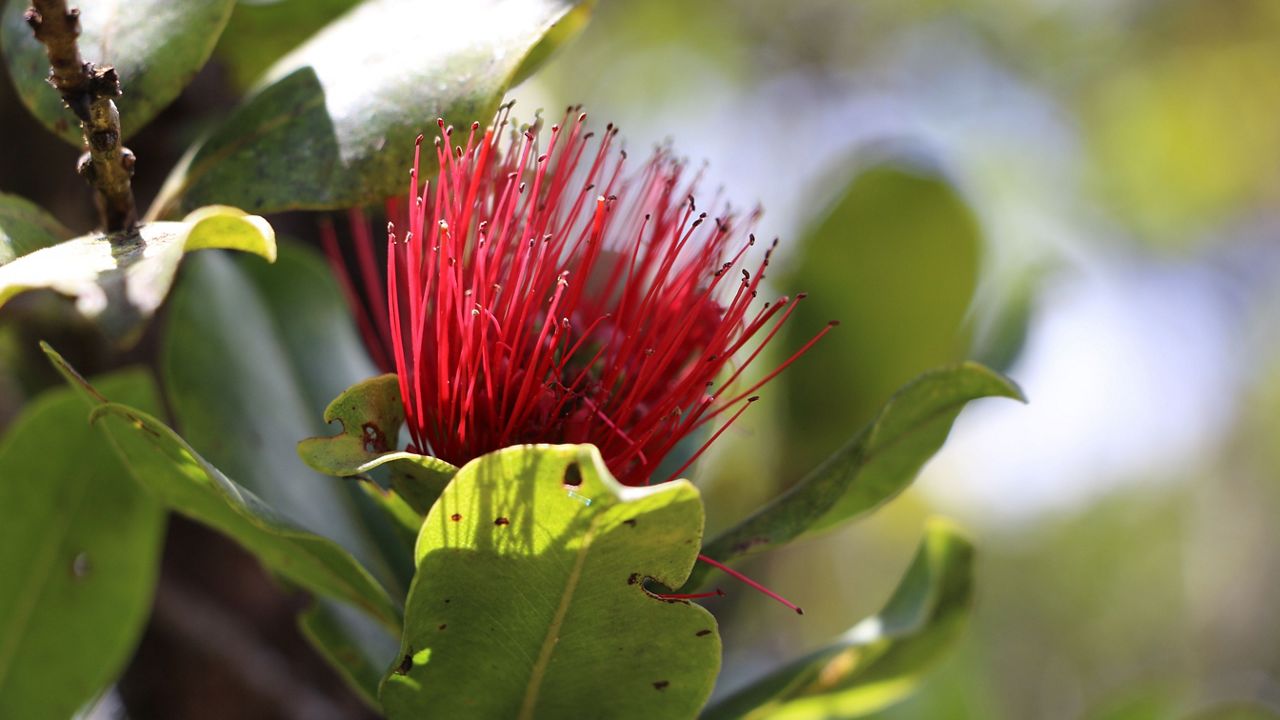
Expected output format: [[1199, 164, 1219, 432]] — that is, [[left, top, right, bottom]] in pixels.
[[517, 514, 602, 720]]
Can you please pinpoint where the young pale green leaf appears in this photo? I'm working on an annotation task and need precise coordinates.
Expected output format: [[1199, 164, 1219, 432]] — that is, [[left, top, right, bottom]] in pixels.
[[150, 0, 593, 217], [0, 370, 164, 720], [0, 205, 274, 343], [41, 343, 402, 633], [703, 519, 975, 720], [689, 363, 1020, 589], [298, 373, 459, 515], [0, 192, 70, 265], [1, 0, 237, 144], [381, 444, 720, 720]]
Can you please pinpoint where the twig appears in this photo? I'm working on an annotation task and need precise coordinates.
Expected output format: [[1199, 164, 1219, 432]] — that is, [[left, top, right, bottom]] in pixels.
[[24, 0, 137, 232]]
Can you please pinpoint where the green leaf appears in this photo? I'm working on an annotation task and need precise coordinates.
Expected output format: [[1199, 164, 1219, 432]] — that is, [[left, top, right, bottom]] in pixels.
[[780, 163, 982, 473], [0, 370, 165, 720], [690, 364, 1020, 588], [298, 373, 459, 515], [41, 343, 402, 633], [300, 598, 399, 709], [0, 192, 70, 265], [1, 0, 237, 144], [702, 519, 975, 720], [214, 0, 362, 90], [162, 243, 408, 696], [162, 249, 389, 575], [151, 0, 593, 217], [0, 205, 274, 343], [381, 444, 720, 720]]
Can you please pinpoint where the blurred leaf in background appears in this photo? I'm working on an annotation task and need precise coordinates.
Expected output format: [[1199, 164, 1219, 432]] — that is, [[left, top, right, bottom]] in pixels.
[[779, 161, 981, 472]]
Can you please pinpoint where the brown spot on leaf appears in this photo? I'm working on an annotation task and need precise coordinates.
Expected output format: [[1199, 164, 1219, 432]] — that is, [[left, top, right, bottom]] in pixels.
[[653, 680, 669, 690], [395, 652, 413, 675], [696, 629, 712, 637], [362, 422, 388, 453], [450, 513, 462, 522], [437, 624, 447, 631], [622, 518, 637, 528], [494, 517, 510, 526], [627, 573, 640, 585]]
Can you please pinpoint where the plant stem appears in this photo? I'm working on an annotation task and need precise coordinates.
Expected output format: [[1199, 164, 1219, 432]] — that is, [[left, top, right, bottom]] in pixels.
[[24, 0, 137, 232]]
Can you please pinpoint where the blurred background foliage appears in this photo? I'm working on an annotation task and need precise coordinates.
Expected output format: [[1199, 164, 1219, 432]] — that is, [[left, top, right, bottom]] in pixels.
[[509, 0, 1280, 717], [2, 0, 1278, 717]]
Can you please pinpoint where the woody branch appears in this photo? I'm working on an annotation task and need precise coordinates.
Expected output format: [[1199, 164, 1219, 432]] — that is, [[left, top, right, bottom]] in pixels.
[[24, 0, 137, 232]]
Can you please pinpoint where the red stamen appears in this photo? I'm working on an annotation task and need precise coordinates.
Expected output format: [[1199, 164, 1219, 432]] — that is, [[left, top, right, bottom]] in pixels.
[[696, 554, 804, 615], [327, 110, 832, 489]]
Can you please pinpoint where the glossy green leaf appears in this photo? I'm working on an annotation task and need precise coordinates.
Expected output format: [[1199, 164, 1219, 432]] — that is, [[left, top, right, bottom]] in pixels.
[[381, 444, 720, 720], [42, 343, 402, 633], [689, 364, 1020, 589], [0, 205, 274, 342], [151, 0, 593, 217], [703, 519, 975, 720], [214, 0, 362, 90], [1, 0, 237, 144], [300, 598, 399, 709], [0, 370, 164, 720], [0, 192, 70, 265], [164, 243, 408, 695], [298, 373, 460, 515]]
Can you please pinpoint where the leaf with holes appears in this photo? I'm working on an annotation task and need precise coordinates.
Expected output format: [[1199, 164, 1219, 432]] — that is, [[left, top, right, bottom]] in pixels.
[[42, 343, 402, 633], [0, 370, 164, 719], [0, 205, 274, 343], [1, 0, 237, 144], [702, 519, 975, 720], [687, 363, 1020, 590], [150, 0, 593, 217], [0, 192, 70, 265], [298, 373, 459, 516], [381, 444, 719, 720]]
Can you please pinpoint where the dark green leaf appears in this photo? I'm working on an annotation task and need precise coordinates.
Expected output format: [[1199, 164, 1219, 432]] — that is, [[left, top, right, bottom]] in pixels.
[[690, 364, 1020, 588], [298, 373, 459, 515], [0, 192, 70, 265], [1, 0, 237, 144], [42, 343, 402, 632], [214, 0, 362, 90], [702, 519, 974, 720], [0, 370, 164, 719], [0, 205, 274, 343], [150, 0, 593, 217], [300, 599, 399, 709], [381, 444, 720, 720], [163, 243, 410, 695]]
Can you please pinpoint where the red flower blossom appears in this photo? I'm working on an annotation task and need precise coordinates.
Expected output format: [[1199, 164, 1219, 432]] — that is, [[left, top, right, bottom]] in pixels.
[[325, 107, 832, 612], [328, 107, 832, 489]]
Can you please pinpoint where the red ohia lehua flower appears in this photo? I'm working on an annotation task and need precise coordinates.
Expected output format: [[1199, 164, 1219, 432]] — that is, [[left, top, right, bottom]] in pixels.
[[325, 106, 835, 612]]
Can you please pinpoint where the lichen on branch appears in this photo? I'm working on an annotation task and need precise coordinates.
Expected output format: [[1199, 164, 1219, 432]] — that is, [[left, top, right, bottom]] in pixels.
[[24, 0, 137, 232]]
